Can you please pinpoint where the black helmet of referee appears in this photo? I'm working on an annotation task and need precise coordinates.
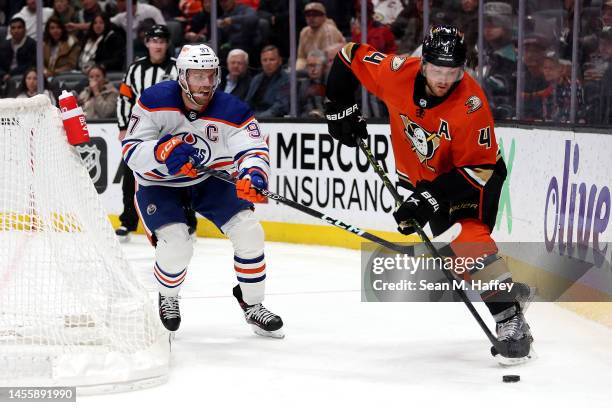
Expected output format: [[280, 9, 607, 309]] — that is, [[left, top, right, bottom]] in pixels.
[[422, 25, 466, 68], [145, 24, 170, 41]]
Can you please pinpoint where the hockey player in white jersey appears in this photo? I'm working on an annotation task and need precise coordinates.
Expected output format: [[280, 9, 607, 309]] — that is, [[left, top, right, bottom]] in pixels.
[[121, 44, 284, 338]]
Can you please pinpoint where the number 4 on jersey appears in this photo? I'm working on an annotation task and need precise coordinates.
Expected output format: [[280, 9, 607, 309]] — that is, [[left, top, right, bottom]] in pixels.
[[478, 126, 492, 148], [363, 52, 386, 65]]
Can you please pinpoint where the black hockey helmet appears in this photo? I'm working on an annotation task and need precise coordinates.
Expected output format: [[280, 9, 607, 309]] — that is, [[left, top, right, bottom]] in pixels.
[[422, 25, 466, 68], [145, 24, 170, 41]]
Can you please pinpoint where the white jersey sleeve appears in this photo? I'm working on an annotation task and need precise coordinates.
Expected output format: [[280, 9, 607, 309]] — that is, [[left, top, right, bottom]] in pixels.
[[227, 119, 270, 181], [121, 98, 164, 173]]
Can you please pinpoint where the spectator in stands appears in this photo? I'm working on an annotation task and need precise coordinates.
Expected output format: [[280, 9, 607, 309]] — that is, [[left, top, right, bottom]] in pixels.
[[351, 1, 396, 55], [584, 26, 612, 125], [584, 26, 612, 85], [298, 49, 327, 118], [16, 67, 57, 105], [146, 0, 182, 47], [392, 0, 426, 54], [52, 0, 78, 26], [9, 0, 54, 40], [150, 0, 181, 20], [217, 0, 259, 63], [372, 0, 404, 26], [296, 2, 345, 71], [258, 0, 294, 59], [521, 33, 550, 121], [478, 2, 516, 119], [604, 1, 612, 26], [79, 13, 126, 73], [245, 45, 289, 118], [112, 0, 166, 37], [456, 0, 478, 49], [0, 17, 37, 82], [324, 42, 343, 69], [78, 64, 119, 119], [237, 0, 259, 9], [179, 0, 203, 20], [66, 0, 106, 36], [43, 17, 81, 77], [392, 0, 448, 55], [220, 48, 252, 100], [2, 1, 22, 25], [541, 50, 584, 123], [317, 0, 353, 36], [184, 0, 211, 44]]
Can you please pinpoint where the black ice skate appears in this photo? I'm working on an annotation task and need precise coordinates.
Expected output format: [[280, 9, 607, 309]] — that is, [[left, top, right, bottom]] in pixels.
[[514, 282, 536, 312], [115, 226, 132, 243], [159, 293, 181, 331], [233, 285, 284, 339], [491, 311, 534, 365]]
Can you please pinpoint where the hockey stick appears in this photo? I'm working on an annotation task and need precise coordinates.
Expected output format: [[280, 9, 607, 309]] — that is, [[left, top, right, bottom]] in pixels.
[[356, 139, 510, 357], [195, 165, 412, 255]]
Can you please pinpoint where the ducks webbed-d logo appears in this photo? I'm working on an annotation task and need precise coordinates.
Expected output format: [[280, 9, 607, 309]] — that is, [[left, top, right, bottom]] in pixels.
[[399, 114, 441, 172]]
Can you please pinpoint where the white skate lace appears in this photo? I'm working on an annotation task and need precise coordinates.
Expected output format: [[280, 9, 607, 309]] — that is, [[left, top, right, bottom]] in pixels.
[[497, 315, 521, 341], [160, 296, 180, 319], [245, 304, 275, 325]]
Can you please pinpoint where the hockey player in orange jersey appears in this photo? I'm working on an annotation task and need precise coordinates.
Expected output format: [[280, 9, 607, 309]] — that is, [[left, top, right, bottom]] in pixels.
[[325, 25, 533, 363]]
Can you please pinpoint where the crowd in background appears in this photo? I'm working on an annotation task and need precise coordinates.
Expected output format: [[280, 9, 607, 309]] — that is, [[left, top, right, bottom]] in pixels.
[[0, 0, 611, 126]]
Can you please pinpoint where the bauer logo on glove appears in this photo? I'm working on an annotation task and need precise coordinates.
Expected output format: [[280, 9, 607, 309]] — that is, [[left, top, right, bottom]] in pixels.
[[324, 101, 369, 147]]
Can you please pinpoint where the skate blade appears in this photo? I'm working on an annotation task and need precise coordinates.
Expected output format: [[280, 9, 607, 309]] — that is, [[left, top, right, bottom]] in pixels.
[[251, 324, 285, 339], [117, 235, 131, 243], [496, 347, 538, 366], [169, 332, 176, 351]]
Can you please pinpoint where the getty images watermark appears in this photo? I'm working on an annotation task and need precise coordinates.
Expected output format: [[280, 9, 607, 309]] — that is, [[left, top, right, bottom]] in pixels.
[[360, 241, 612, 303], [370, 253, 514, 293]]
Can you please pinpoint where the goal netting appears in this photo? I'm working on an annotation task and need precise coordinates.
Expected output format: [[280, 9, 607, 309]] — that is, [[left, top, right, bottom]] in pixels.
[[0, 95, 169, 393]]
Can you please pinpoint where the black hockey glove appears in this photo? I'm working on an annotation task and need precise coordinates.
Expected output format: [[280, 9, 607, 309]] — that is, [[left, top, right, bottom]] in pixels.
[[324, 101, 368, 147], [393, 182, 441, 235]]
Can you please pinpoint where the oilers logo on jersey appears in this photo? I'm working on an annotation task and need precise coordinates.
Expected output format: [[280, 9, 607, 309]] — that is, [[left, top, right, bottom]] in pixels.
[[177, 131, 212, 166]]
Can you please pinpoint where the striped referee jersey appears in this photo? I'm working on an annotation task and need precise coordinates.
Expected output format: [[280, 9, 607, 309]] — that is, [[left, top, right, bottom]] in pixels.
[[116, 56, 178, 130]]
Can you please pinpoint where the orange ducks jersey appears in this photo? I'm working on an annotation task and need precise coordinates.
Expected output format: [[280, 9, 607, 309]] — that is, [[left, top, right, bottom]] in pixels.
[[336, 42, 500, 190]]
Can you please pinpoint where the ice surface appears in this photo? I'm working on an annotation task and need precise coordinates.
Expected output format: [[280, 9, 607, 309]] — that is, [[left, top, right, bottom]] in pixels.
[[75, 235, 611, 408]]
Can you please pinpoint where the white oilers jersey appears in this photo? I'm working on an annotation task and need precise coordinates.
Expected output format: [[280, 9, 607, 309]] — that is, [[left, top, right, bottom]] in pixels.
[[121, 81, 269, 187]]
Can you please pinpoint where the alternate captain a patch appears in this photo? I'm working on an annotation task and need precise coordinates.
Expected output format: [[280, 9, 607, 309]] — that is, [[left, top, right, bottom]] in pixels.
[[399, 114, 441, 172]]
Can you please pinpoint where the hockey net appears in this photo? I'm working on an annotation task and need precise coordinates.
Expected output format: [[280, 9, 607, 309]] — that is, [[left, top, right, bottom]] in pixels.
[[0, 95, 169, 393]]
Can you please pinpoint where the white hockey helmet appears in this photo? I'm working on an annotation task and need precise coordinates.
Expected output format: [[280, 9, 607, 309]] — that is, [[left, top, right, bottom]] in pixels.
[[176, 44, 221, 105]]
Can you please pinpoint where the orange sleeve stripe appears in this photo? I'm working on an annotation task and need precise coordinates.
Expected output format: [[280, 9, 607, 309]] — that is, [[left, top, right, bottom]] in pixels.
[[137, 99, 182, 112], [122, 143, 135, 156], [119, 83, 133, 99], [234, 264, 266, 274]]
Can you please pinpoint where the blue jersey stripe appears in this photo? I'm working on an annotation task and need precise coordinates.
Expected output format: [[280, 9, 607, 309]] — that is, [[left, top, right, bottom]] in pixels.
[[234, 254, 265, 264], [237, 274, 266, 283]]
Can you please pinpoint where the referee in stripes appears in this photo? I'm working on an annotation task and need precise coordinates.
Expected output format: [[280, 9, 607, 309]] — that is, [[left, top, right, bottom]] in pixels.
[[115, 24, 196, 241]]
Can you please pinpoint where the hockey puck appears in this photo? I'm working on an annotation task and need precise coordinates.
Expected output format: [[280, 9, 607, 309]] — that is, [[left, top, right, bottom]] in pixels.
[[503, 375, 520, 383]]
